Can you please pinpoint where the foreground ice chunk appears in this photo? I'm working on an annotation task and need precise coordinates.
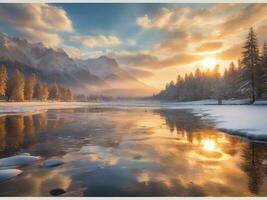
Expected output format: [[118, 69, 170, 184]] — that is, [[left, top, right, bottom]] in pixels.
[[43, 159, 64, 168], [0, 155, 41, 168], [0, 169, 22, 182]]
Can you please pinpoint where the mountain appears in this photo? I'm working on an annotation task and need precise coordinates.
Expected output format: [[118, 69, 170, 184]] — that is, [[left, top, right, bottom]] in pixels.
[[0, 33, 154, 97], [76, 56, 154, 95]]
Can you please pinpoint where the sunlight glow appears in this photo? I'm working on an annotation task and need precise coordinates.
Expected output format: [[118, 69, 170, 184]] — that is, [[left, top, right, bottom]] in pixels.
[[203, 139, 216, 151], [202, 57, 217, 69]]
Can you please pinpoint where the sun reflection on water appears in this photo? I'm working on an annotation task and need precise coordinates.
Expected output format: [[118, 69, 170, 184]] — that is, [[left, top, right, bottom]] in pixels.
[[203, 139, 216, 151]]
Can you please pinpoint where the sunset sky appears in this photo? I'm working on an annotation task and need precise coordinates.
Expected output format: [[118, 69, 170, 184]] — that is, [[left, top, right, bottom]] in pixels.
[[0, 3, 267, 90]]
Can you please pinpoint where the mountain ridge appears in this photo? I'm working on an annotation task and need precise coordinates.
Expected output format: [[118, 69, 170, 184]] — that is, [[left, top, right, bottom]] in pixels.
[[0, 33, 154, 97]]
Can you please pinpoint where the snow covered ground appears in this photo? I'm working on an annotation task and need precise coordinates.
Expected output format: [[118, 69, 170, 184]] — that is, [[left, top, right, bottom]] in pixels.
[[0, 101, 93, 116], [172, 99, 267, 105]]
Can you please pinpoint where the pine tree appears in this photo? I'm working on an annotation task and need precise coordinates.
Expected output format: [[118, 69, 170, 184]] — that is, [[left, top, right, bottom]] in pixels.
[[24, 73, 37, 101], [40, 83, 49, 101], [6, 69, 25, 101], [66, 88, 73, 101], [0, 65, 7, 96], [262, 43, 267, 96], [49, 82, 60, 101], [35, 82, 49, 101], [59, 86, 67, 101], [240, 28, 262, 103]]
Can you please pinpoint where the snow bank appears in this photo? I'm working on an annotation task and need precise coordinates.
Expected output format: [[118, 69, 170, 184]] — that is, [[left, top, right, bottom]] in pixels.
[[174, 99, 251, 105], [188, 105, 267, 142], [0, 101, 93, 116], [254, 100, 267, 105]]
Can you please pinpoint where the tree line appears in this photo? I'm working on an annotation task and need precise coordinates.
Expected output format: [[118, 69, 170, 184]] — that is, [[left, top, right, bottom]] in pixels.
[[154, 28, 267, 104], [0, 67, 73, 102]]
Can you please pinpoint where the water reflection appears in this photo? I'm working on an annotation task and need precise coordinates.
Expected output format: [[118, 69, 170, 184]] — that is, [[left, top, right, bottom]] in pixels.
[[202, 139, 216, 151], [157, 109, 267, 196], [0, 107, 266, 196], [0, 111, 73, 157]]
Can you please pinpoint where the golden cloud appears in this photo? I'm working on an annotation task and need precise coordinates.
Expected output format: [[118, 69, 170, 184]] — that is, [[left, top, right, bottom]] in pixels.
[[220, 4, 267, 36], [112, 51, 202, 69], [217, 44, 242, 60], [0, 4, 73, 47], [70, 35, 121, 48], [196, 42, 224, 52]]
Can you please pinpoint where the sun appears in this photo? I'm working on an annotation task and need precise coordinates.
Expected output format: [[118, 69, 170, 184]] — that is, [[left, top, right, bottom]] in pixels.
[[202, 57, 217, 69]]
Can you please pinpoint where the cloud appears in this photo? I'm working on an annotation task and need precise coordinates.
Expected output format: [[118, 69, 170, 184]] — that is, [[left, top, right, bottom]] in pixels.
[[17, 27, 62, 47], [217, 44, 242, 60], [0, 4, 73, 46], [70, 35, 120, 48], [196, 42, 223, 52], [127, 39, 136, 46], [159, 31, 189, 52], [111, 51, 202, 69], [136, 6, 223, 33], [254, 24, 267, 45], [159, 53, 202, 67], [220, 4, 267, 36], [136, 7, 194, 31]]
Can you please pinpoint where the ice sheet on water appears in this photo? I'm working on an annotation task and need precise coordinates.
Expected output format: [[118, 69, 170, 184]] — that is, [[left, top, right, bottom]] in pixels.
[[0, 169, 22, 183], [0, 155, 41, 168], [43, 159, 64, 168]]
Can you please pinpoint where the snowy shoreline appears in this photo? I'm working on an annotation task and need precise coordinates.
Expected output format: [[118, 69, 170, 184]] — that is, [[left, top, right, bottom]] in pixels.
[[0, 100, 267, 143], [0, 101, 93, 116], [97, 100, 267, 143], [186, 105, 267, 143], [163, 99, 267, 105]]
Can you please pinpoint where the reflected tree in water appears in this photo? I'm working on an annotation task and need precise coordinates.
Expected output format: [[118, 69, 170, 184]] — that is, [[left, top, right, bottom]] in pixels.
[[24, 115, 36, 144], [34, 112, 48, 133], [0, 111, 76, 156], [241, 143, 266, 194], [156, 109, 213, 143], [0, 117, 6, 152], [5, 115, 25, 152]]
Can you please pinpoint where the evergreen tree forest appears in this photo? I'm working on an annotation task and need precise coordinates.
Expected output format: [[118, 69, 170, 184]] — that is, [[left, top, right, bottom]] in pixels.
[[154, 28, 267, 104], [0, 67, 73, 102]]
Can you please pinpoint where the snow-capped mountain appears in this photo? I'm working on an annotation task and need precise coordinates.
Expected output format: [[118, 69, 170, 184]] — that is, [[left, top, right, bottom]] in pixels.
[[77, 56, 130, 79], [0, 33, 153, 97], [0, 33, 77, 72]]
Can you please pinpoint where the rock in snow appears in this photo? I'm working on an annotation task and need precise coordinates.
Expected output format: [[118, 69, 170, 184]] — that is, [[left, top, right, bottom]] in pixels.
[[0, 169, 22, 183], [43, 159, 64, 168], [0, 155, 41, 168]]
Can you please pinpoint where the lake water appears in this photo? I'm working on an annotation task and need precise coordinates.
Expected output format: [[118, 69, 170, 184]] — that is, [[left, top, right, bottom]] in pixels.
[[0, 105, 267, 196]]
